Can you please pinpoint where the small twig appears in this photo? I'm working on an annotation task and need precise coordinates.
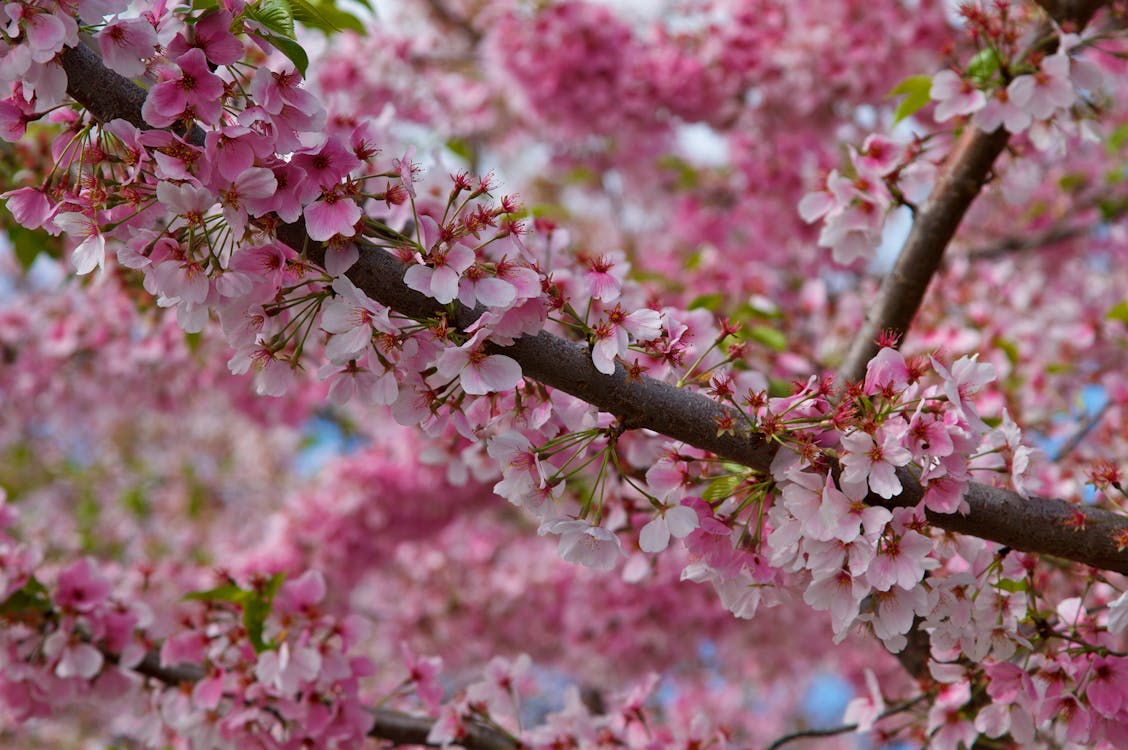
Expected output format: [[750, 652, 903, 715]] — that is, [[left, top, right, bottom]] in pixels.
[[124, 647, 519, 749], [966, 223, 1088, 261], [1053, 400, 1112, 461], [762, 695, 928, 750]]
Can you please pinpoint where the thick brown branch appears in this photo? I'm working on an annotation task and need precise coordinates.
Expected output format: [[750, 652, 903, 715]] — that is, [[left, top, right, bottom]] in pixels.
[[51, 41, 1128, 575]]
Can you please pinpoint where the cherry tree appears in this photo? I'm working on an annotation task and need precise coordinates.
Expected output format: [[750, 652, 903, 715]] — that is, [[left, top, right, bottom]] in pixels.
[[3, 0, 1128, 747]]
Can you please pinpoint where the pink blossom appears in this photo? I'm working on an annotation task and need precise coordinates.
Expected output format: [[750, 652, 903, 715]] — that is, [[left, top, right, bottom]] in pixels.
[[98, 18, 157, 78], [1007, 52, 1075, 121], [487, 431, 551, 510], [591, 304, 662, 375], [842, 669, 885, 733], [1085, 655, 1128, 718], [304, 188, 362, 241], [639, 502, 699, 553], [21, 8, 74, 64], [932, 354, 996, 432], [803, 568, 867, 638], [217, 167, 278, 237], [931, 70, 986, 122], [539, 519, 624, 571], [292, 137, 361, 197], [167, 9, 243, 66], [2, 186, 54, 229], [401, 217, 476, 304], [53, 212, 106, 275], [43, 632, 104, 679], [23, 60, 69, 109], [927, 681, 977, 750], [255, 642, 321, 695], [192, 670, 226, 710], [250, 64, 323, 118], [973, 88, 1031, 134], [864, 347, 912, 396], [436, 332, 523, 396], [401, 643, 444, 714], [321, 275, 393, 363], [853, 134, 903, 177], [141, 49, 225, 128], [582, 251, 628, 302], [840, 425, 912, 499], [277, 570, 327, 615]]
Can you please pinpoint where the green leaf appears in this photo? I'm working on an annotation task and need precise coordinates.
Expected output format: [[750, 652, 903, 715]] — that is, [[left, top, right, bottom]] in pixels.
[[245, 573, 285, 652], [0, 576, 51, 617], [702, 474, 743, 503], [1107, 300, 1128, 324], [4, 224, 61, 272], [965, 47, 1000, 85], [993, 578, 1028, 593], [1058, 173, 1087, 193], [248, 0, 295, 37], [290, 0, 365, 34], [887, 74, 933, 125], [747, 325, 787, 352], [768, 377, 793, 398], [185, 574, 285, 653], [185, 583, 250, 605], [688, 293, 724, 312], [1108, 123, 1128, 154], [259, 32, 309, 76], [995, 337, 1019, 365]]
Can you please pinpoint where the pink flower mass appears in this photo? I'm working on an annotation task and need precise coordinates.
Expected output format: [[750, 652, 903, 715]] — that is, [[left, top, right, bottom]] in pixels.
[[2, 1, 1128, 749]]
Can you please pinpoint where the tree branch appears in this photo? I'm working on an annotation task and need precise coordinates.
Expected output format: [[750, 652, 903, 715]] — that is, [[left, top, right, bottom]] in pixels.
[[837, 0, 1109, 383], [839, 126, 1010, 382], [52, 37, 1128, 574], [128, 650, 519, 749]]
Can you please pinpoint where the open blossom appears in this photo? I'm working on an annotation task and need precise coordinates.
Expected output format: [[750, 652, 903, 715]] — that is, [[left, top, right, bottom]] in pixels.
[[403, 216, 476, 304], [539, 519, 624, 571], [487, 431, 550, 509], [320, 275, 393, 363], [930, 69, 985, 121], [436, 331, 523, 395], [43, 632, 104, 679], [841, 424, 913, 499], [932, 354, 996, 432], [799, 170, 889, 265], [2, 186, 54, 229], [53, 212, 106, 275], [591, 304, 662, 375], [639, 502, 699, 553], [255, 642, 321, 695], [304, 187, 361, 242], [1007, 52, 1075, 121], [166, 9, 243, 66], [97, 17, 157, 77], [842, 669, 886, 733], [141, 49, 225, 127], [582, 251, 628, 302]]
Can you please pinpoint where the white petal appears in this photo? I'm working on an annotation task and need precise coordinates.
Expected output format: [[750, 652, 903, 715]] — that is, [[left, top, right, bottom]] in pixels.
[[639, 517, 670, 553], [665, 505, 700, 538]]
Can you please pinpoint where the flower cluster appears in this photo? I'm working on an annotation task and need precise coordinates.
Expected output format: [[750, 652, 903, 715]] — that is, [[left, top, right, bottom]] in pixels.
[[1, 498, 375, 748], [799, 134, 937, 264]]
